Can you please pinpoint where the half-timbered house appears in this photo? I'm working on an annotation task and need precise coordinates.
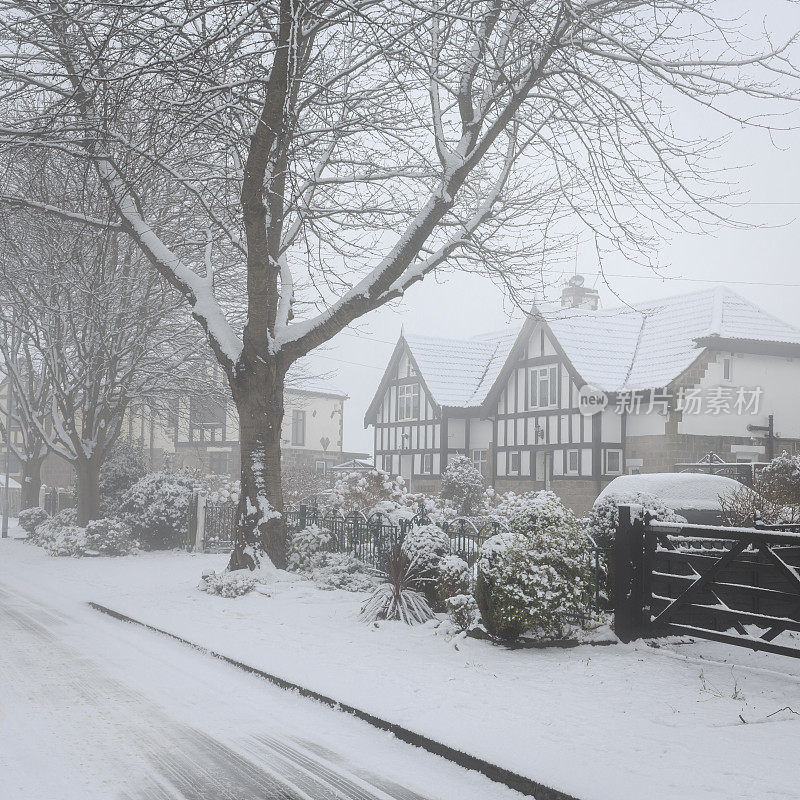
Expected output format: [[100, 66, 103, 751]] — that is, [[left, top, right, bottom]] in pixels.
[[365, 277, 800, 512]]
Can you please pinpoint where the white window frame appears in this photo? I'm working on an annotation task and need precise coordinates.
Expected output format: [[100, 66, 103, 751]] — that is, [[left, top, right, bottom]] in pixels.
[[722, 355, 732, 382], [291, 409, 306, 446], [529, 365, 559, 409], [509, 451, 521, 475], [605, 449, 623, 475], [397, 383, 420, 421], [421, 453, 433, 474], [471, 448, 488, 477], [567, 449, 580, 475]]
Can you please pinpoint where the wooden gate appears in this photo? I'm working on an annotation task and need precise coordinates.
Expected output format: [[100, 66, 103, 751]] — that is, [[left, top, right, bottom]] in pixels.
[[614, 505, 800, 659]]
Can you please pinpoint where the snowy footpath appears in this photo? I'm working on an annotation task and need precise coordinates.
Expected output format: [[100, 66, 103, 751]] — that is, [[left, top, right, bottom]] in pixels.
[[3, 536, 800, 800]]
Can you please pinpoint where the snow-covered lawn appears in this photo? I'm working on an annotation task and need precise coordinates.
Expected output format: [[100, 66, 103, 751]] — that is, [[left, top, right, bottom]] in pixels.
[[3, 534, 800, 800]]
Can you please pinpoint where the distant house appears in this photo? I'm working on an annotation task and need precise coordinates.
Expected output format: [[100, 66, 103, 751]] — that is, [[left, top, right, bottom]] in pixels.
[[0, 370, 368, 492], [365, 277, 800, 513]]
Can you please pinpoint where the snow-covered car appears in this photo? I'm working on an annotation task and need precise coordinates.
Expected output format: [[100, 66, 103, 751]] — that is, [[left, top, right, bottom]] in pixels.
[[595, 472, 752, 525]]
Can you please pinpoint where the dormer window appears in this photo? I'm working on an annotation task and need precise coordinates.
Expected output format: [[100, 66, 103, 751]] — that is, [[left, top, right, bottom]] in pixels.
[[398, 384, 420, 420]]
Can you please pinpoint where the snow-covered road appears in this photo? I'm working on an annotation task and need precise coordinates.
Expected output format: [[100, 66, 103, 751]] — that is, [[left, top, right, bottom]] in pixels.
[[0, 571, 521, 800]]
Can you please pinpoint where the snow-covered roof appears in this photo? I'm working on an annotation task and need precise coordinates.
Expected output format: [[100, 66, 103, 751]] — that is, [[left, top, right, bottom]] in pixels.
[[371, 286, 800, 415], [539, 286, 800, 391], [595, 472, 747, 511], [404, 330, 517, 407]]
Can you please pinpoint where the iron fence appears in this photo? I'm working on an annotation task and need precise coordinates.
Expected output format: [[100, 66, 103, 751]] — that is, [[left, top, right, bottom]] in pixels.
[[190, 498, 606, 612]]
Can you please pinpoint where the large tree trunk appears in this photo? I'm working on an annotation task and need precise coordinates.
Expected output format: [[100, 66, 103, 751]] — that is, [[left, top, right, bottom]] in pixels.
[[75, 458, 101, 526], [228, 360, 286, 571], [21, 456, 43, 510]]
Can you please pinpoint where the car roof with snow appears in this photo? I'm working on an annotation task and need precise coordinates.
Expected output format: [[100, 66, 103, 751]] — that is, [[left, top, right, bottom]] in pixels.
[[595, 472, 747, 511]]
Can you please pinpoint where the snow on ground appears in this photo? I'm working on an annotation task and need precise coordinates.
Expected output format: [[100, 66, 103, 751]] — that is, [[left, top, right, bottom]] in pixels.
[[3, 534, 800, 800]]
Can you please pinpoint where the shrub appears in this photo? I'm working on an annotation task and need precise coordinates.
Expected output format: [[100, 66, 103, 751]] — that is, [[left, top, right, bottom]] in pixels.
[[588, 491, 687, 607], [360, 543, 435, 625], [19, 506, 49, 535], [309, 553, 376, 592], [119, 472, 196, 549], [759, 451, 800, 506], [446, 594, 479, 632], [437, 554, 470, 600], [41, 525, 87, 557], [719, 481, 786, 526], [31, 507, 78, 545], [199, 570, 259, 598], [401, 522, 450, 603], [476, 492, 591, 641], [287, 523, 332, 572], [99, 439, 147, 514], [329, 468, 406, 513], [439, 454, 486, 516], [84, 517, 138, 556]]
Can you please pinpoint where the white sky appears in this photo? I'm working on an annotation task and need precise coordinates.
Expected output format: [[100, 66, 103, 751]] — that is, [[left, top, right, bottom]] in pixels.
[[303, 3, 800, 454]]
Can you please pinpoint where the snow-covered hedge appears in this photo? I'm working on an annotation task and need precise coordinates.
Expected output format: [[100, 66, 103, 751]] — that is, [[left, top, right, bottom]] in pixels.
[[18, 506, 49, 535], [99, 439, 147, 514], [437, 554, 470, 600], [439, 455, 486, 516], [287, 523, 332, 572], [119, 472, 196, 549], [41, 525, 86, 557], [329, 468, 406, 513], [199, 570, 260, 598], [308, 553, 377, 592], [446, 594, 479, 632], [287, 523, 375, 592], [30, 508, 78, 545], [476, 492, 591, 641], [84, 517, 138, 556], [759, 451, 800, 506], [401, 522, 450, 602], [588, 491, 687, 549]]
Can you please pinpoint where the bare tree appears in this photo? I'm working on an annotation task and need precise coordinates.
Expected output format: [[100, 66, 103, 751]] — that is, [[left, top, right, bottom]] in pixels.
[[0, 199, 198, 524], [0, 1, 796, 567]]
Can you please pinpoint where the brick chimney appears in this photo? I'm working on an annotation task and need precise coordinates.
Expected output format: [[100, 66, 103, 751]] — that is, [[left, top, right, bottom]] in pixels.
[[561, 274, 599, 310]]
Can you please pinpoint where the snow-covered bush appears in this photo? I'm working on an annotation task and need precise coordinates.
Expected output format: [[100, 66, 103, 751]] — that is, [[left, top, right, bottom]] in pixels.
[[119, 472, 196, 549], [439, 454, 486, 516], [446, 594, 479, 632], [99, 439, 147, 514], [437, 554, 470, 600], [401, 522, 450, 602], [588, 491, 686, 549], [18, 506, 49, 535], [84, 517, 138, 556], [41, 525, 87, 557], [309, 553, 376, 592], [287, 523, 332, 572], [199, 570, 259, 598], [31, 507, 78, 545], [759, 451, 800, 506], [475, 492, 591, 641], [360, 543, 435, 625], [329, 468, 406, 513]]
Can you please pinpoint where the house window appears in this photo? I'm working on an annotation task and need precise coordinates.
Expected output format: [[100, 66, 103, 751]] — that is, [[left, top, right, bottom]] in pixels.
[[291, 410, 306, 446], [722, 356, 732, 381], [315, 460, 327, 474], [397, 384, 420, 421], [208, 451, 229, 475], [530, 365, 558, 408], [422, 453, 433, 474], [605, 449, 622, 475], [567, 449, 579, 475], [509, 451, 521, 475], [471, 448, 488, 477]]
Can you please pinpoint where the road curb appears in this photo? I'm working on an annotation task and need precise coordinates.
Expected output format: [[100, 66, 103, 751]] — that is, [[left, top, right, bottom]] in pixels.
[[89, 601, 580, 800]]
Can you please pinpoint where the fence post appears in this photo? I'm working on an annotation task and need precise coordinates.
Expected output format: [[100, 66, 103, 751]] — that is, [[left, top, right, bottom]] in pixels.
[[38, 484, 46, 510], [195, 491, 207, 552], [299, 504, 307, 530], [614, 504, 646, 643]]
